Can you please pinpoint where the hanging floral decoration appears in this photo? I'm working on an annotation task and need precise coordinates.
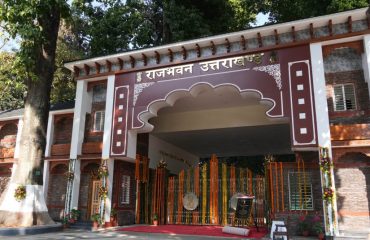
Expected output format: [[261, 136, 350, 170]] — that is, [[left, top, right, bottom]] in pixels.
[[319, 147, 333, 173], [319, 156, 332, 173], [323, 187, 334, 202], [65, 171, 74, 181], [14, 185, 26, 201], [98, 186, 108, 199], [98, 165, 108, 179], [157, 159, 167, 169]]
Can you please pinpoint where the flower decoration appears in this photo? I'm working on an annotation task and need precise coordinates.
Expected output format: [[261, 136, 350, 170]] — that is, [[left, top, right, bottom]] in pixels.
[[98, 186, 108, 199], [157, 159, 167, 169], [14, 185, 26, 201], [319, 157, 332, 173], [323, 187, 334, 201], [98, 165, 108, 179], [65, 171, 74, 181], [312, 215, 324, 234], [297, 214, 310, 234]]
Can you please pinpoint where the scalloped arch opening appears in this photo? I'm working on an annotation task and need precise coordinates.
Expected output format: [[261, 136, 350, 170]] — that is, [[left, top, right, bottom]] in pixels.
[[137, 82, 283, 133]]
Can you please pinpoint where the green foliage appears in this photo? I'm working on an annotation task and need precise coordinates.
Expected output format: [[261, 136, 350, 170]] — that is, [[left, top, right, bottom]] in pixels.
[[91, 213, 101, 222], [0, 52, 26, 111], [0, 0, 70, 76], [51, 22, 83, 104], [263, 0, 368, 23], [70, 0, 261, 57]]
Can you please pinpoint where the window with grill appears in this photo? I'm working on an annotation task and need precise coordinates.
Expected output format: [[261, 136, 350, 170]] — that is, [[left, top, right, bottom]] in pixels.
[[121, 175, 130, 204], [288, 172, 313, 210], [93, 111, 105, 132], [333, 84, 356, 111]]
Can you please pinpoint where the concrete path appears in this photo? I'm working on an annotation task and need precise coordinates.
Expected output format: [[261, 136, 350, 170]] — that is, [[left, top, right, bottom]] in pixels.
[[4, 228, 260, 240]]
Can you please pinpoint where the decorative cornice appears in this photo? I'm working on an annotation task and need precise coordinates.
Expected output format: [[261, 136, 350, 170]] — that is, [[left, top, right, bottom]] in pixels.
[[65, 8, 369, 79]]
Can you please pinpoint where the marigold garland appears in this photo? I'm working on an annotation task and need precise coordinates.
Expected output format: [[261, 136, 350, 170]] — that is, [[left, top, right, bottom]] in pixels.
[[98, 165, 108, 179], [14, 185, 26, 201], [323, 187, 334, 202], [65, 171, 74, 181], [98, 186, 108, 199]]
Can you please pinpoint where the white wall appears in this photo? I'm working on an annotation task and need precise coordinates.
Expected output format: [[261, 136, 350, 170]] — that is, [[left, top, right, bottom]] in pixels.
[[148, 135, 199, 174]]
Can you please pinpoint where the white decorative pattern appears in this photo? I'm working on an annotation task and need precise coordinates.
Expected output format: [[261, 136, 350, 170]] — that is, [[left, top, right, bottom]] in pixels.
[[134, 82, 155, 106], [253, 64, 282, 90]]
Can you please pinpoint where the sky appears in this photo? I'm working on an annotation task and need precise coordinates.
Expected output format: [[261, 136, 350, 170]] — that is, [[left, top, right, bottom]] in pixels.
[[254, 12, 269, 27]]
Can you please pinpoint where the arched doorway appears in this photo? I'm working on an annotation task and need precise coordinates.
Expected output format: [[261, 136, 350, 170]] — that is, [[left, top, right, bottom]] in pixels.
[[134, 84, 306, 227], [47, 163, 69, 221], [78, 162, 100, 221]]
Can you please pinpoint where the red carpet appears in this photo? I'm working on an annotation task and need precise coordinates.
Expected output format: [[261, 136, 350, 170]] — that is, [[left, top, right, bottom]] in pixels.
[[119, 225, 268, 239]]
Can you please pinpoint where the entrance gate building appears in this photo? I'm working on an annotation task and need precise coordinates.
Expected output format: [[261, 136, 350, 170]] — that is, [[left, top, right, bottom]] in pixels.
[[0, 7, 369, 238], [61, 7, 370, 236]]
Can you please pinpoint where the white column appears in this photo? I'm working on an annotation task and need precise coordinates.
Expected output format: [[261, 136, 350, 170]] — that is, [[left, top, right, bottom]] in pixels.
[[310, 43, 339, 236], [42, 113, 54, 200], [102, 75, 115, 159], [42, 160, 50, 201], [362, 35, 370, 98], [44, 113, 54, 157], [103, 159, 114, 223], [69, 80, 89, 209], [102, 75, 116, 223]]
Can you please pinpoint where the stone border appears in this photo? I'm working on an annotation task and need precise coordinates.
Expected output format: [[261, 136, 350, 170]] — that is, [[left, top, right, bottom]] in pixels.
[[0, 223, 62, 236]]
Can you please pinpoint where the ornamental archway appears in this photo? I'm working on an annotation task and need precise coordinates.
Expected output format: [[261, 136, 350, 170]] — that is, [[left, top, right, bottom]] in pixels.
[[110, 45, 318, 158]]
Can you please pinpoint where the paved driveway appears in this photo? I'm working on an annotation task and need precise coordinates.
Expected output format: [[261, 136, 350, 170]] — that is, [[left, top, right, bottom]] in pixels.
[[5, 228, 264, 240]]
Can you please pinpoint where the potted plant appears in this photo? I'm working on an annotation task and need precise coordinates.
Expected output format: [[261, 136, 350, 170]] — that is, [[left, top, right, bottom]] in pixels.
[[153, 213, 158, 226], [70, 208, 81, 221], [91, 213, 101, 229], [62, 215, 69, 229], [297, 214, 310, 236], [110, 207, 117, 227], [312, 215, 324, 240]]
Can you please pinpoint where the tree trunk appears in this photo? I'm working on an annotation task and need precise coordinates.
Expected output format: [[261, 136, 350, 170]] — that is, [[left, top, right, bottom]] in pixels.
[[0, 4, 61, 227]]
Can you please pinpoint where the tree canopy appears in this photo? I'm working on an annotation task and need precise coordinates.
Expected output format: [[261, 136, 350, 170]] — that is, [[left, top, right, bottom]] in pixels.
[[71, 0, 262, 57], [263, 0, 368, 23], [0, 0, 368, 112]]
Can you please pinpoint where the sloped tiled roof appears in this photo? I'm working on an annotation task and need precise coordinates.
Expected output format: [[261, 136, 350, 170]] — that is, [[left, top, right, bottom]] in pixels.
[[0, 100, 75, 120]]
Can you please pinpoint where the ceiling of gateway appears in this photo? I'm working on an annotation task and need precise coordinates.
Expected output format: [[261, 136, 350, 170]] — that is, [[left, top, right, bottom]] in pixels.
[[152, 124, 292, 158], [149, 85, 292, 157]]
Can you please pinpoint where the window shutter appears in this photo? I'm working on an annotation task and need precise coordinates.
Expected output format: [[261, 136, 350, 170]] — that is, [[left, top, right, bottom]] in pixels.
[[333, 84, 356, 111], [121, 175, 130, 204], [343, 85, 356, 110], [333, 85, 345, 111], [94, 111, 105, 131], [288, 172, 313, 210]]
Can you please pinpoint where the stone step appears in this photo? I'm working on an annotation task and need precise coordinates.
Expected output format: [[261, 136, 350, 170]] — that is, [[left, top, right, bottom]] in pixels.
[[335, 231, 370, 240], [68, 221, 93, 230]]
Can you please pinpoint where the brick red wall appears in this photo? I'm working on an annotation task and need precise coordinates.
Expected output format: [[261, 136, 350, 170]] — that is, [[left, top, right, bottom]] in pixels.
[[0, 121, 18, 159], [325, 70, 370, 124], [113, 161, 136, 225], [47, 163, 68, 221], [334, 152, 370, 232], [53, 114, 73, 144], [0, 164, 12, 195]]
